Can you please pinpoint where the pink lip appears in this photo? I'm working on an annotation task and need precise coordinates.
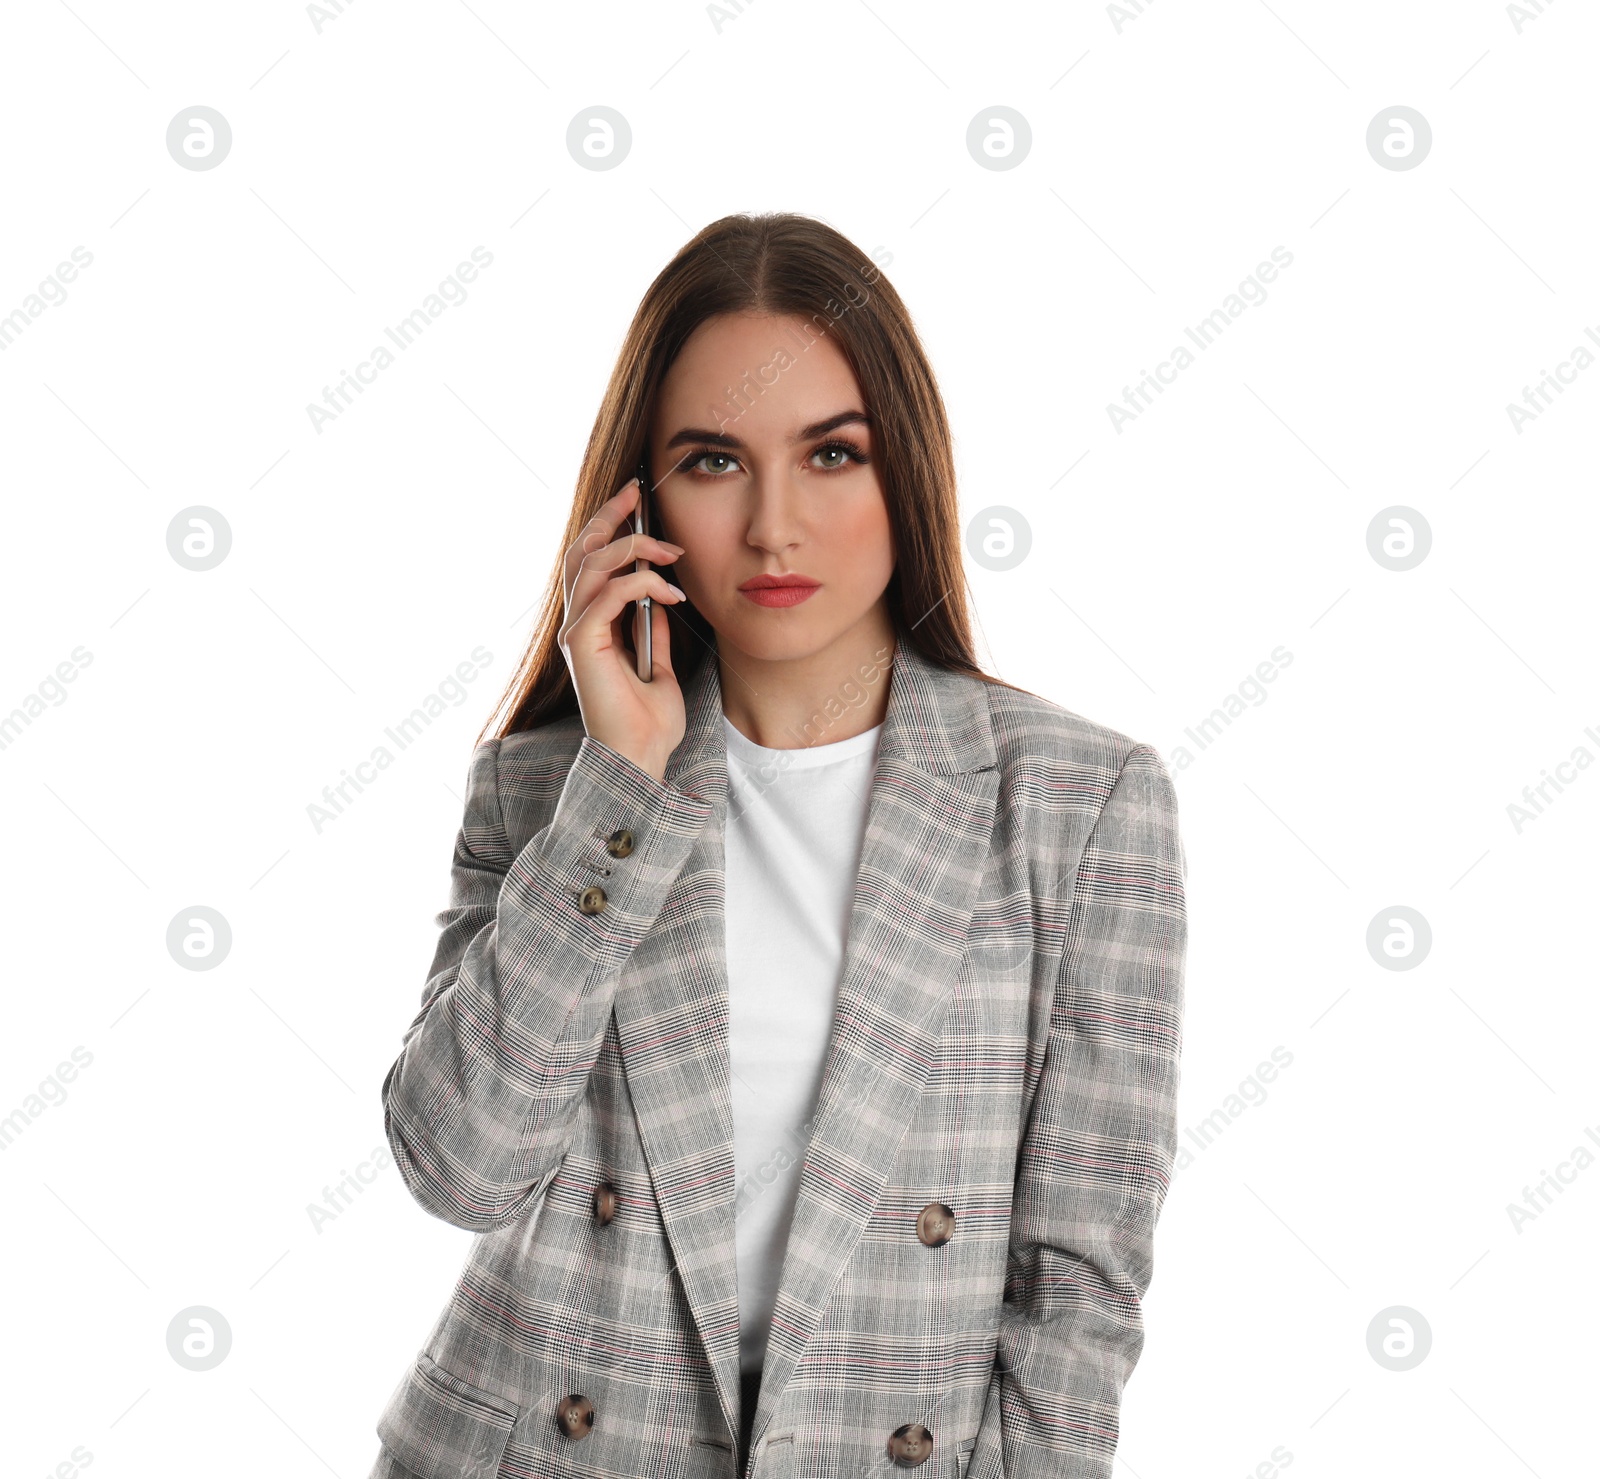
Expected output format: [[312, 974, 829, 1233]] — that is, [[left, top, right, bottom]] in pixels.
[[740, 582, 819, 608]]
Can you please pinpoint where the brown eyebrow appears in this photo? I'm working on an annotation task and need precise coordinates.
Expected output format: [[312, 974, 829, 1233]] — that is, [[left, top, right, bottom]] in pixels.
[[663, 409, 872, 452]]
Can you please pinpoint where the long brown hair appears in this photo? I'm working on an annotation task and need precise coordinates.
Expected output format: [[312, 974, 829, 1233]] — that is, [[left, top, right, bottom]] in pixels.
[[478, 210, 1027, 744]]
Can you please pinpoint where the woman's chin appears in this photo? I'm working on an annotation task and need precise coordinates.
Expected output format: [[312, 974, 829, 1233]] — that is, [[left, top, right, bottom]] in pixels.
[[711, 617, 839, 667]]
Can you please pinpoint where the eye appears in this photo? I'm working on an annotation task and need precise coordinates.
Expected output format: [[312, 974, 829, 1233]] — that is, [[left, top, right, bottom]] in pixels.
[[677, 449, 741, 479], [810, 440, 870, 472], [673, 439, 871, 482]]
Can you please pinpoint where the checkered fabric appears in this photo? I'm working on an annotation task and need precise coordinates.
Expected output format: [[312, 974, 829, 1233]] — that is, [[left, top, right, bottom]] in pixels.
[[368, 636, 1187, 1479]]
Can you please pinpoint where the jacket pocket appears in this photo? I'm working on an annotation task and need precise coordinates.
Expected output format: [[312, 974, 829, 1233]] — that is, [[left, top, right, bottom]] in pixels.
[[759, 1431, 795, 1478], [375, 1352, 521, 1479], [955, 1435, 977, 1477]]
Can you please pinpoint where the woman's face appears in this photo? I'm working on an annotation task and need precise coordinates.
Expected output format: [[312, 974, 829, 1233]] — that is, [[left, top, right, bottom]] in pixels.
[[647, 311, 896, 668]]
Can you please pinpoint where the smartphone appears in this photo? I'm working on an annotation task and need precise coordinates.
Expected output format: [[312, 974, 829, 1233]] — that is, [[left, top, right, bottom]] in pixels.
[[631, 455, 653, 682]]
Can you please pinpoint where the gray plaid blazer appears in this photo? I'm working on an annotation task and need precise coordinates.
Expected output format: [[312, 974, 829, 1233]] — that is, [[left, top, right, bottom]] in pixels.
[[369, 636, 1187, 1479]]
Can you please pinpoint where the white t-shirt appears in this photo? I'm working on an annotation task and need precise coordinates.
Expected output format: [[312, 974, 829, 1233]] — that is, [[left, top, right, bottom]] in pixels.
[[721, 710, 882, 1376]]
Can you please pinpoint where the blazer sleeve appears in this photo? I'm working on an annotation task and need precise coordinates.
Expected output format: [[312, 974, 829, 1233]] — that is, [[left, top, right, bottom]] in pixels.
[[380, 732, 713, 1231], [969, 743, 1188, 1479]]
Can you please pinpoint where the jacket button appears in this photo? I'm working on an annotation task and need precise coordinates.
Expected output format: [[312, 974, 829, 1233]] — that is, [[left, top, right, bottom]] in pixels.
[[593, 1180, 617, 1225], [555, 1393, 594, 1439], [605, 828, 635, 858], [887, 1423, 934, 1466], [577, 885, 607, 915], [916, 1201, 955, 1247]]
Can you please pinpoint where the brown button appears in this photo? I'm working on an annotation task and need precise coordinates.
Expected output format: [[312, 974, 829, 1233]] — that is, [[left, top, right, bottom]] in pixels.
[[887, 1423, 934, 1466], [577, 885, 607, 915], [555, 1393, 594, 1439], [593, 1180, 617, 1226], [605, 828, 635, 858], [917, 1201, 955, 1247]]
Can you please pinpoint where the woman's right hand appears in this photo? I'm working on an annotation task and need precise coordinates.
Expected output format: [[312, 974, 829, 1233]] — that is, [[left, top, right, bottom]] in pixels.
[[559, 477, 690, 783]]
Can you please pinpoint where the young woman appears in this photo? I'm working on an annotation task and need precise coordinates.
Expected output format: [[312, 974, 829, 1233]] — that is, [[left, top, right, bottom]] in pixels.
[[368, 212, 1187, 1479]]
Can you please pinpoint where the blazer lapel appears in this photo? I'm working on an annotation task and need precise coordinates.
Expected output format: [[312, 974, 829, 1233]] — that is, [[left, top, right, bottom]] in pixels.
[[748, 641, 999, 1446], [607, 635, 999, 1452]]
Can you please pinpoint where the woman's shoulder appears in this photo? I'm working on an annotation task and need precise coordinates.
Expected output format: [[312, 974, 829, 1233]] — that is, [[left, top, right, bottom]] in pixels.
[[477, 674, 1174, 822], [978, 673, 1162, 778], [971, 673, 1177, 830]]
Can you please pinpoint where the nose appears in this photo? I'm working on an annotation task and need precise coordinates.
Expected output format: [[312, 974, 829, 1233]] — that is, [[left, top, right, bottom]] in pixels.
[[744, 463, 806, 553]]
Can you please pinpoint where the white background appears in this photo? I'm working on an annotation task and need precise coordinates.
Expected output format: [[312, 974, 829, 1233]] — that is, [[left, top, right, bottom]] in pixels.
[[2, 0, 1596, 1475]]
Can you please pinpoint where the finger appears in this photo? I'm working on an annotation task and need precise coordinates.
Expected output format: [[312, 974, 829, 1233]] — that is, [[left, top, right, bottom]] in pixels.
[[647, 587, 678, 682], [579, 531, 682, 574], [564, 479, 641, 601], [621, 583, 679, 688], [566, 568, 686, 650], [569, 531, 682, 620]]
